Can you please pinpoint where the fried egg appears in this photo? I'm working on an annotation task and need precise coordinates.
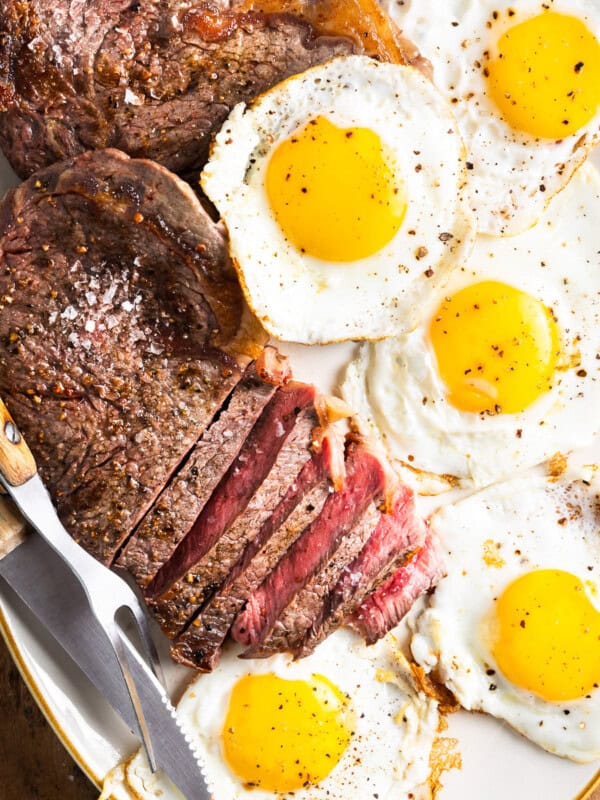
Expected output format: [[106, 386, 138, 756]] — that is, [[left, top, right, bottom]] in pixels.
[[100, 629, 440, 800], [409, 469, 600, 762], [382, 0, 600, 235], [202, 55, 474, 344], [343, 164, 600, 489]]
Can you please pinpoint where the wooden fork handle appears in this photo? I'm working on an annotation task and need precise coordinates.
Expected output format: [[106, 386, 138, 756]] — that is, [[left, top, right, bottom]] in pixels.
[[0, 398, 37, 487]]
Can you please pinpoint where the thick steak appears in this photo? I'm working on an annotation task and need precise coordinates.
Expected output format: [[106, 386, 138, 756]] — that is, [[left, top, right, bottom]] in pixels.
[[170, 428, 341, 670], [0, 0, 355, 179], [0, 148, 262, 563]]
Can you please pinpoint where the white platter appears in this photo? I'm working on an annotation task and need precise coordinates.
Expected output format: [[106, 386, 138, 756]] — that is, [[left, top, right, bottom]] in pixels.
[[0, 146, 599, 800]]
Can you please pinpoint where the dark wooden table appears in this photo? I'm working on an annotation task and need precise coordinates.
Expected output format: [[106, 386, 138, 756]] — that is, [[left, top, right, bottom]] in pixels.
[[0, 636, 97, 800]]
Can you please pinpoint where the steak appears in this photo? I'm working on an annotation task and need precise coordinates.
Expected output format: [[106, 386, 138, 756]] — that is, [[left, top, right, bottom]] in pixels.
[[149, 395, 318, 637], [231, 436, 387, 651], [350, 531, 445, 645], [146, 380, 315, 595], [170, 429, 341, 670], [0, 148, 263, 563], [250, 499, 382, 657], [117, 355, 284, 588], [299, 484, 426, 656], [0, 0, 356, 179]]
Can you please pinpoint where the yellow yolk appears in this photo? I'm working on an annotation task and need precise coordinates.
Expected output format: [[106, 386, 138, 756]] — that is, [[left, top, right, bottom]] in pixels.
[[491, 569, 600, 702], [428, 280, 559, 414], [222, 673, 353, 791], [486, 11, 600, 138], [265, 115, 407, 262]]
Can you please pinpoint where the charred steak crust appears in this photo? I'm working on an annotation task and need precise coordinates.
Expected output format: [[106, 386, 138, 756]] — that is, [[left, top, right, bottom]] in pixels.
[[0, 1, 355, 179], [117, 362, 278, 588], [0, 148, 262, 563], [147, 383, 317, 636]]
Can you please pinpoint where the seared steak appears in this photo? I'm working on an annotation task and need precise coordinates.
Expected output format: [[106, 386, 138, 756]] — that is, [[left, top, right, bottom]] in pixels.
[[146, 381, 315, 598], [170, 428, 341, 670], [0, 142, 441, 666], [251, 500, 382, 657], [0, 0, 355, 179], [149, 395, 318, 637], [299, 484, 426, 656], [350, 532, 445, 645], [118, 356, 282, 588], [231, 437, 387, 651], [0, 148, 263, 563]]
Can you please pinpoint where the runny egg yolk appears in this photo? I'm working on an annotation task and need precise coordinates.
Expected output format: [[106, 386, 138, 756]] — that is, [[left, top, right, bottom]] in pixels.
[[428, 280, 559, 414], [486, 11, 600, 139], [222, 672, 353, 791], [265, 115, 407, 262], [491, 569, 600, 702]]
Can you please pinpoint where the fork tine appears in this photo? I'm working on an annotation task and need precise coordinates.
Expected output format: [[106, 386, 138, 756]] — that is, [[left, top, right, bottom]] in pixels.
[[123, 600, 166, 688], [108, 624, 159, 773]]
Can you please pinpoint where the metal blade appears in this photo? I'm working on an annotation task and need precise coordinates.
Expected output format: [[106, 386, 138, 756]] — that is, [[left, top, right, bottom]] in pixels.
[[116, 631, 211, 800], [0, 536, 211, 800]]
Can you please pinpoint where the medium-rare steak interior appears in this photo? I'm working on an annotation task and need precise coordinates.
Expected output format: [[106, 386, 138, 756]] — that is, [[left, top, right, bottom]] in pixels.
[[0, 147, 442, 670], [0, 0, 356, 179]]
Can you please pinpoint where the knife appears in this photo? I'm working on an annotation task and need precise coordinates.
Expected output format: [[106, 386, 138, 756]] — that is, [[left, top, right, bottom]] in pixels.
[[0, 398, 211, 800]]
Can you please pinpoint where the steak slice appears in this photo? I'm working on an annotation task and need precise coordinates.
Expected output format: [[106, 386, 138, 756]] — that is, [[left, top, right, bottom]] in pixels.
[[231, 436, 386, 651], [0, 1, 355, 179], [0, 148, 263, 563], [117, 356, 283, 588], [170, 429, 342, 670], [350, 532, 445, 645], [149, 399, 318, 637], [299, 485, 426, 656], [249, 500, 382, 657]]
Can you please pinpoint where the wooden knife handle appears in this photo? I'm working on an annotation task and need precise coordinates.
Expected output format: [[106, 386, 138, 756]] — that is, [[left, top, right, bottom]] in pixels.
[[0, 398, 37, 487], [0, 497, 27, 558]]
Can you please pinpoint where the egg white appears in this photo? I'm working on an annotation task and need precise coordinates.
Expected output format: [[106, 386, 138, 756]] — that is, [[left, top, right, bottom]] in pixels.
[[409, 469, 600, 762], [381, 0, 600, 235], [202, 55, 474, 344], [343, 164, 600, 490], [101, 629, 440, 800]]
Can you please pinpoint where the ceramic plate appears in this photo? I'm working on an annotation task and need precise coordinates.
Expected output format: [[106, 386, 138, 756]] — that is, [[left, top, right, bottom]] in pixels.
[[0, 147, 599, 800]]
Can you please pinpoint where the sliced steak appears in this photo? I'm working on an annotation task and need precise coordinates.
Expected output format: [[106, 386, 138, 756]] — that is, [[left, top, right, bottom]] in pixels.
[[0, 0, 356, 179], [350, 532, 445, 645], [249, 500, 382, 657], [117, 359, 281, 588], [0, 148, 262, 563], [149, 398, 318, 637], [231, 436, 386, 651], [299, 485, 426, 656], [170, 429, 342, 670]]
